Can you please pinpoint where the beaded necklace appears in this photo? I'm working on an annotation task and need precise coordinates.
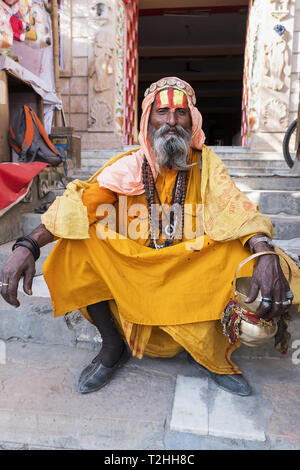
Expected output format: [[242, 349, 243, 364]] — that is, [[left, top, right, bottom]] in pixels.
[[142, 157, 188, 249]]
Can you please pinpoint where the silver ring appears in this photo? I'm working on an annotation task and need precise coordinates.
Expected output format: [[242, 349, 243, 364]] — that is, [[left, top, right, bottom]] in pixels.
[[262, 301, 272, 307], [282, 300, 291, 306], [262, 297, 272, 303], [286, 290, 294, 300], [0, 282, 9, 287]]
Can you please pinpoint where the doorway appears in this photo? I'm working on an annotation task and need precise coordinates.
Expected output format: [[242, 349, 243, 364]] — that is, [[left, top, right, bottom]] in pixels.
[[137, 2, 249, 146]]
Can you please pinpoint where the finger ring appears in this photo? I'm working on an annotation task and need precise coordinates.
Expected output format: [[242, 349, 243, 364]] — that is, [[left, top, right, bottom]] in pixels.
[[274, 301, 282, 305], [286, 290, 294, 300], [262, 297, 272, 303], [262, 301, 272, 307], [282, 300, 291, 306], [0, 282, 9, 287]]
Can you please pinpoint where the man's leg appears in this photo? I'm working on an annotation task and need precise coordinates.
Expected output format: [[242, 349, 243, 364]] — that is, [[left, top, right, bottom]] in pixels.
[[78, 301, 130, 393], [87, 301, 125, 367]]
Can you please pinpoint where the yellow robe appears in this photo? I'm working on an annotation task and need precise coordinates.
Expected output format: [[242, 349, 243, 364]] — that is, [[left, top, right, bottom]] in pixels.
[[42, 146, 299, 373]]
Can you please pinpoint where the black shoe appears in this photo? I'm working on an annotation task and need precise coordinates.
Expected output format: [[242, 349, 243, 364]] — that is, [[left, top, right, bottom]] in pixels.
[[188, 354, 251, 396], [78, 344, 130, 394]]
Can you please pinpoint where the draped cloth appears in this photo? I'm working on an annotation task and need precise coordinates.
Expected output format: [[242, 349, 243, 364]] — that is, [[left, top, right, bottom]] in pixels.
[[41, 75, 300, 368], [41, 146, 300, 367]]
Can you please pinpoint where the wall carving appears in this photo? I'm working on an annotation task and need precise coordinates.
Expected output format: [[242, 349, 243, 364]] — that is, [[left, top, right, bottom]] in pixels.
[[263, 98, 288, 129], [89, 99, 113, 130], [88, 0, 115, 132], [270, 0, 291, 20], [264, 25, 290, 91]]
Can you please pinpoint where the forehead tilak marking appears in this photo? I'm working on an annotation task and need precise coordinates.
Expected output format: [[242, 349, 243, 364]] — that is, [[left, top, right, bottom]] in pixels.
[[156, 89, 188, 110]]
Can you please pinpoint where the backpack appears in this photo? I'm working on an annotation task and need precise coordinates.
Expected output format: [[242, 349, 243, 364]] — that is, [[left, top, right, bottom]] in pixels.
[[8, 105, 67, 174]]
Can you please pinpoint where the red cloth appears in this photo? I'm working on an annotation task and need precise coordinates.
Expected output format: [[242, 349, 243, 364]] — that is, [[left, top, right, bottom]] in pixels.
[[0, 162, 48, 216]]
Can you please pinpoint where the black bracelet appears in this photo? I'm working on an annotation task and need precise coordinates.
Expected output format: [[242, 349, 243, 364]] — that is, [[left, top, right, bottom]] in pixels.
[[12, 236, 40, 261], [12, 241, 37, 260], [22, 236, 40, 259]]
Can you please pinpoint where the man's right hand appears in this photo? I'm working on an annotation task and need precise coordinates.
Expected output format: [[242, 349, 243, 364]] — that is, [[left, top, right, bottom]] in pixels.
[[0, 224, 54, 307], [0, 246, 36, 307]]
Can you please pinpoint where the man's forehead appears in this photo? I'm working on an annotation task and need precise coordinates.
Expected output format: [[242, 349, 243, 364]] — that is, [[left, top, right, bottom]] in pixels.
[[154, 88, 188, 110]]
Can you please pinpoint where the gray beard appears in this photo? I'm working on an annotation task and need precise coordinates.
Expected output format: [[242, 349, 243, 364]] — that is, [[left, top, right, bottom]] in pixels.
[[149, 124, 193, 171]]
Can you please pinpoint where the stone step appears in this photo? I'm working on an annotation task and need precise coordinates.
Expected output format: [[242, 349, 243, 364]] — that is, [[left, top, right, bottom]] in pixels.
[[245, 190, 300, 215], [229, 168, 292, 176], [268, 214, 300, 240], [21, 213, 42, 237], [0, 340, 299, 449], [234, 175, 300, 191], [223, 159, 289, 170], [0, 291, 100, 350]]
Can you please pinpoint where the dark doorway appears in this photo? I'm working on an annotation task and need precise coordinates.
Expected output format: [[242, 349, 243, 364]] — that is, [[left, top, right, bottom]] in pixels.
[[138, 4, 248, 146]]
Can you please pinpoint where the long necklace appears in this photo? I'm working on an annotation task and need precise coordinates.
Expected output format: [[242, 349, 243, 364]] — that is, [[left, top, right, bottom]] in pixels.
[[142, 157, 188, 249]]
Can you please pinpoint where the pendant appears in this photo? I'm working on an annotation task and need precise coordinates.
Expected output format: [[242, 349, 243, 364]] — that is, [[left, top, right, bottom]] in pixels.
[[164, 224, 176, 237]]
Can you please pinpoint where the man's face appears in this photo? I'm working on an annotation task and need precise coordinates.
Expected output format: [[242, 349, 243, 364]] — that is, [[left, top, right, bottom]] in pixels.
[[148, 89, 193, 171], [149, 90, 192, 134]]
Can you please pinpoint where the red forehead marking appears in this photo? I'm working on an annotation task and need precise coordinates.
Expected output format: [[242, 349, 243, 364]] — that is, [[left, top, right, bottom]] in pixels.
[[156, 89, 188, 111]]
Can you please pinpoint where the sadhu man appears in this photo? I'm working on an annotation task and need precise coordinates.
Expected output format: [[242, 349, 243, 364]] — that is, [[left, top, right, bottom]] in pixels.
[[1, 77, 299, 397]]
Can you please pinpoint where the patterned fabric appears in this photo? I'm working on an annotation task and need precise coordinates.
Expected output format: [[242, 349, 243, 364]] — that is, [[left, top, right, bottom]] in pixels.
[[123, 0, 138, 145]]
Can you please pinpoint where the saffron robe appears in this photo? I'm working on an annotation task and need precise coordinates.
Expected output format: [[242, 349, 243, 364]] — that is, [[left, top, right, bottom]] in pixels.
[[42, 146, 300, 372]]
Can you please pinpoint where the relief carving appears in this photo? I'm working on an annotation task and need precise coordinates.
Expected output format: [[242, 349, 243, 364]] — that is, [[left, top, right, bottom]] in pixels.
[[88, 0, 115, 132], [89, 42, 114, 93], [270, 0, 291, 21], [263, 98, 288, 129], [264, 25, 290, 91], [89, 99, 113, 130]]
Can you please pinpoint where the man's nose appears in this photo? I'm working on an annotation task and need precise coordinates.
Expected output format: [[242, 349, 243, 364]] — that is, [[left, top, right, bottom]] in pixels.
[[166, 110, 176, 126]]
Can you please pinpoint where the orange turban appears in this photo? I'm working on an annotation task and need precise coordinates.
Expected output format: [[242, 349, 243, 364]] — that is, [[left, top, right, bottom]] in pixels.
[[97, 77, 206, 195]]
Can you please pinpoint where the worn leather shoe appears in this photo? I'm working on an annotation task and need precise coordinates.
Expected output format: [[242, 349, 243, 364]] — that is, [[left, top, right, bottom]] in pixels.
[[188, 354, 251, 396], [78, 344, 131, 394]]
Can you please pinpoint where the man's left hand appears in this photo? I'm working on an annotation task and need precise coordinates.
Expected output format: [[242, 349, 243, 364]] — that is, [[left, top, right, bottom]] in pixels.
[[245, 239, 291, 321]]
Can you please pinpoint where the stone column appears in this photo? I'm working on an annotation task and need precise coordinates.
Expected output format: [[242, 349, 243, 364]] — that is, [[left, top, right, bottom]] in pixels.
[[86, 0, 122, 150], [244, 0, 299, 152]]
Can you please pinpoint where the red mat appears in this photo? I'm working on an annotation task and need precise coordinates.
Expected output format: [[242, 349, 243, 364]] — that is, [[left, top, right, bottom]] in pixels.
[[0, 162, 48, 216]]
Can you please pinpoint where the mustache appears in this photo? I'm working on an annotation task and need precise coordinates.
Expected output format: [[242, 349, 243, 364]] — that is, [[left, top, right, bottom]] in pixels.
[[154, 124, 191, 140]]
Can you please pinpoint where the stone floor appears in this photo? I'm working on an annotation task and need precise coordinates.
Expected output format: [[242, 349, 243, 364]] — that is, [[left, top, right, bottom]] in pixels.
[[0, 339, 300, 450]]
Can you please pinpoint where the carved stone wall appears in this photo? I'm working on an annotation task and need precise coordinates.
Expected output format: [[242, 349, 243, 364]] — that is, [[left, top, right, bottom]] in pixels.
[[87, 0, 115, 132], [247, 0, 299, 151], [59, 0, 122, 152]]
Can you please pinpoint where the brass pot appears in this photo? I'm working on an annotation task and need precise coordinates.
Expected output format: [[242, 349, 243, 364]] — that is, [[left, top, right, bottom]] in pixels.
[[233, 251, 292, 347], [239, 317, 278, 347]]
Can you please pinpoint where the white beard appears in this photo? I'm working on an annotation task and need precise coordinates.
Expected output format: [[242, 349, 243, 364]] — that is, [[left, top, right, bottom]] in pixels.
[[149, 124, 193, 171]]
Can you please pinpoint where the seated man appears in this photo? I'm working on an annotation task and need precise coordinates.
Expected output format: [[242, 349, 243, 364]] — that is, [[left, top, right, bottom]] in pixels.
[[0, 77, 298, 397]]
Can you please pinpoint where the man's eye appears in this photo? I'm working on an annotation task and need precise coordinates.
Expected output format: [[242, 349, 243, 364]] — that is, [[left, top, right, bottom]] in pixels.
[[177, 108, 187, 115]]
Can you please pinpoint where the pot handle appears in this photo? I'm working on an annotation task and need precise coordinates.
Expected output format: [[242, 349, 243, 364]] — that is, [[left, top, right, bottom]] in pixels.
[[233, 250, 292, 293]]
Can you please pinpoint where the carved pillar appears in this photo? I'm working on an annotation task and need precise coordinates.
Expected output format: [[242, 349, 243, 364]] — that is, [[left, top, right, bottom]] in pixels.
[[242, 0, 297, 151], [87, 0, 116, 133]]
